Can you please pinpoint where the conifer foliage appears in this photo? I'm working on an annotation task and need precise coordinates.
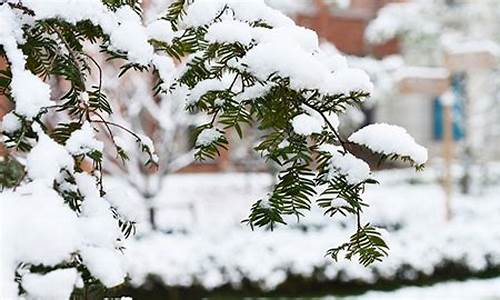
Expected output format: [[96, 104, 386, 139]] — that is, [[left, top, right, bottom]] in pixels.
[[0, 0, 426, 298]]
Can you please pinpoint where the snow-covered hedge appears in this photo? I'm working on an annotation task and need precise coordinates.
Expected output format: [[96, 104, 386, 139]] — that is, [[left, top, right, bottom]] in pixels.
[[124, 172, 500, 291]]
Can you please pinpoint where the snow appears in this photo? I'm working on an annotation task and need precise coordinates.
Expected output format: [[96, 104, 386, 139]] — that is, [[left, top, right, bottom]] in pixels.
[[266, 0, 350, 17], [234, 83, 271, 102], [394, 66, 449, 81], [365, 2, 431, 45], [10, 70, 52, 118], [196, 128, 223, 146], [325, 44, 403, 105], [329, 152, 371, 185], [152, 54, 176, 87], [205, 19, 254, 45], [137, 134, 157, 163], [26, 130, 74, 186], [318, 143, 342, 155], [147, 19, 175, 44], [122, 171, 500, 291], [1, 136, 128, 297], [325, 67, 374, 95], [75, 173, 122, 247], [0, 182, 81, 299], [0, 4, 53, 120], [74, 172, 101, 200], [316, 47, 349, 71], [326, 112, 340, 129], [180, 4, 368, 97], [349, 123, 428, 166], [265, 0, 315, 16], [65, 122, 104, 156], [0, 0, 430, 297], [109, 7, 154, 65], [181, 0, 294, 29], [291, 113, 323, 136], [444, 39, 500, 56], [0, 112, 22, 133], [80, 246, 126, 287], [72, 173, 126, 287], [239, 39, 372, 95], [255, 26, 320, 53], [105, 184, 145, 222], [22, 269, 78, 300], [19, 0, 158, 65], [187, 76, 233, 106], [0, 6, 27, 69], [240, 41, 327, 91], [343, 277, 500, 300]]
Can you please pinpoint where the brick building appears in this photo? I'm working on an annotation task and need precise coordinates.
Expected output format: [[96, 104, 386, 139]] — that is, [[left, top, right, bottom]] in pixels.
[[296, 0, 402, 57]]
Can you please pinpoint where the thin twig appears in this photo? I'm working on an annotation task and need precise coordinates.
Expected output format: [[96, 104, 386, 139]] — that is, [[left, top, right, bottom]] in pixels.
[[303, 101, 349, 153]]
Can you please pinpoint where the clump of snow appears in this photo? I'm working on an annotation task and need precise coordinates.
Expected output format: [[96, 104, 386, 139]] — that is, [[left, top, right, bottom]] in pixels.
[[259, 198, 272, 209], [109, 7, 153, 65], [234, 83, 271, 102], [181, 0, 294, 29], [22, 269, 78, 300], [255, 26, 320, 53], [278, 139, 290, 149], [316, 44, 348, 71], [239, 39, 372, 95], [80, 246, 126, 287], [10, 70, 52, 119], [205, 19, 254, 45], [73, 173, 126, 286], [26, 130, 74, 185], [318, 143, 342, 155], [325, 68, 374, 95], [264, 0, 315, 16], [187, 76, 233, 106], [365, 2, 428, 44], [329, 153, 371, 185], [137, 134, 158, 163], [0, 182, 81, 299], [348, 123, 428, 166], [105, 185, 144, 222], [291, 113, 323, 136], [20, 0, 160, 65], [65, 122, 104, 155], [0, 112, 22, 133], [240, 41, 326, 91], [147, 19, 175, 44], [152, 54, 176, 87], [196, 128, 223, 146]]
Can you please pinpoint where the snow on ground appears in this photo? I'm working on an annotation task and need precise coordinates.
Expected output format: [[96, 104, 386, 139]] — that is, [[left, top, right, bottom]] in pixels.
[[340, 277, 500, 300], [109, 169, 500, 291]]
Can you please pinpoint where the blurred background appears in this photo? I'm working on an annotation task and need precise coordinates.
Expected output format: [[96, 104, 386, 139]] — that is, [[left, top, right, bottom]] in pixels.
[[3, 0, 500, 299]]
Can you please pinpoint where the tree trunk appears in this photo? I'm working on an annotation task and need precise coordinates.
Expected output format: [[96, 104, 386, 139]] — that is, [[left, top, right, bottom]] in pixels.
[[144, 194, 158, 231]]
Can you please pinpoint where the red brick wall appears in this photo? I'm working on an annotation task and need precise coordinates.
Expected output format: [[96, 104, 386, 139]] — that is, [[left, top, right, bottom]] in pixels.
[[296, 0, 403, 57], [0, 57, 11, 156]]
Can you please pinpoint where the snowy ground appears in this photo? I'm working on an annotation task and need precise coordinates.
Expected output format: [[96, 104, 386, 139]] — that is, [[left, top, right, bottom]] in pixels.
[[341, 277, 500, 300], [107, 168, 500, 293]]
